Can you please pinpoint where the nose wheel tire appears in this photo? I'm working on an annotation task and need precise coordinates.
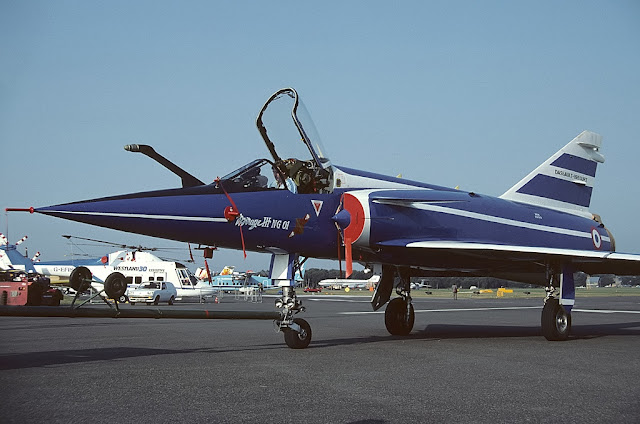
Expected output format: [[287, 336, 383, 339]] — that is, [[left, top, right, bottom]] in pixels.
[[541, 298, 571, 341], [283, 318, 312, 349], [385, 297, 415, 336]]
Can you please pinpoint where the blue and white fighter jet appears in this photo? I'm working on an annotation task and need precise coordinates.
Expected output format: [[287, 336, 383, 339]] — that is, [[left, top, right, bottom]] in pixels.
[[27, 88, 640, 347]]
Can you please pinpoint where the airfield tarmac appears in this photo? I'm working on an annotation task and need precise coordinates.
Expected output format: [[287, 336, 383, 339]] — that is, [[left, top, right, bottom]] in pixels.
[[1, 294, 640, 423]]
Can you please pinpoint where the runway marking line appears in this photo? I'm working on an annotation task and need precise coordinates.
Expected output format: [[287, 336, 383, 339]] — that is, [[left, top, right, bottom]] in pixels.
[[340, 307, 640, 315], [572, 308, 640, 314], [307, 297, 371, 303], [340, 306, 541, 315]]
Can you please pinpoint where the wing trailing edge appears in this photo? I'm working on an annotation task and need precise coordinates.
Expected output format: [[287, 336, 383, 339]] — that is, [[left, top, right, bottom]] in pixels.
[[404, 240, 640, 276]]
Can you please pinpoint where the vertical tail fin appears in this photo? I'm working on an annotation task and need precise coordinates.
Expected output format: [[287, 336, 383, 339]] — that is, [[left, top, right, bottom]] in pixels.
[[499, 131, 604, 216]]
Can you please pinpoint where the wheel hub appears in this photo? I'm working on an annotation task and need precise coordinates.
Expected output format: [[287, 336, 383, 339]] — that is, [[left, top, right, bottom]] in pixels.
[[555, 310, 568, 333]]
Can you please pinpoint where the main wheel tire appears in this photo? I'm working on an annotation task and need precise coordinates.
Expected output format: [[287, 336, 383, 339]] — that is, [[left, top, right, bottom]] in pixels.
[[541, 298, 571, 341], [104, 272, 127, 299], [153, 296, 159, 306], [69, 266, 92, 292], [284, 318, 312, 349], [385, 297, 415, 336], [168, 296, 175, 305]]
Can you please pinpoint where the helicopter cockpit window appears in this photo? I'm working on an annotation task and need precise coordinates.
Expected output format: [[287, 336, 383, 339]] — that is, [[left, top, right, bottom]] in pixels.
[[178, 269, 193, 286]]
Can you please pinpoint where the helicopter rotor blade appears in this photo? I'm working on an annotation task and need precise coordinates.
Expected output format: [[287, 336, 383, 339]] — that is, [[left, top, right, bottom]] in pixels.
[[62, 235, 195, 262]]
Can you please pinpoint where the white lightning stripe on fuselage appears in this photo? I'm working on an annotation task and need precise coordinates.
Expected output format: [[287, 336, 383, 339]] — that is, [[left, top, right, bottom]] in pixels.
[[44, 210, 227, 223], [406, 202, 609, 241], [405, 241, 617, 258]]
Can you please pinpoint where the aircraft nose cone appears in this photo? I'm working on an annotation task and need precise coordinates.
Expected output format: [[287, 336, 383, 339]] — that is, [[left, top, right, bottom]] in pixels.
[[331, 209, 351, 230]]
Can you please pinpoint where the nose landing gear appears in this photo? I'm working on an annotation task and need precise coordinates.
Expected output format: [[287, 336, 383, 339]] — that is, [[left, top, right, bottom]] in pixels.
[[275, 286, 312, 349], [283, 317, 312, 349]]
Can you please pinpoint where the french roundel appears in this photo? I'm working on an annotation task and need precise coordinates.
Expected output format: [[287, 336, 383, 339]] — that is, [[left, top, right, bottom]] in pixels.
[[591, 227, 602, 250], [343, 193, 366, 243]]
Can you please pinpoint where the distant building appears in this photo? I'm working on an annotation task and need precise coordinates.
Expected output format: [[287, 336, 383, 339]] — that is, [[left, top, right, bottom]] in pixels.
[[587, 277, 600, 288]]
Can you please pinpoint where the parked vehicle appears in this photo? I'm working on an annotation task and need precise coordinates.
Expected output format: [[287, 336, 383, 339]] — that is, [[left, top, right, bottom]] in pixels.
[[0, 270, 63, 306], [128, 281, 177, 305]]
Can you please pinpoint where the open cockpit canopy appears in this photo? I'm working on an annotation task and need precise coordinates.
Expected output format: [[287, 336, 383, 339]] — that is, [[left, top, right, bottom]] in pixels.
[[255, 88, 333, 194], [213, 88, 333, 194], [257, 88, 331, 168]]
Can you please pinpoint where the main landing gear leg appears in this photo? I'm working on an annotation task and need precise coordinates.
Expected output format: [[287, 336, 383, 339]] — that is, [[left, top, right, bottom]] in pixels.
[[384, 267, 415, 336], [270, 253, 311, 349], [541, 265, 574, 341]]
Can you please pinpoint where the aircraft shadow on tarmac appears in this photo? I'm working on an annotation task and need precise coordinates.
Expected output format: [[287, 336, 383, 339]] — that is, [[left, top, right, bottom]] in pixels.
[[311, 321, 640, 348], [414, 321, 640, 340], [0, 344, 285, 371], [3, 323, 639, 368]]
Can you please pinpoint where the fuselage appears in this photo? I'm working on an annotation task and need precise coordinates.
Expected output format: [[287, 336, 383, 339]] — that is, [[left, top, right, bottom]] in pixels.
[[35, 165, 611, 272]]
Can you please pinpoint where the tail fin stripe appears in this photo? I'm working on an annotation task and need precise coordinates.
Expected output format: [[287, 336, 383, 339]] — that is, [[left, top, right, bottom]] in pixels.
[[499, 131, 603, 216], [550, 153, 597, 177], [516, 174, 592, 208]]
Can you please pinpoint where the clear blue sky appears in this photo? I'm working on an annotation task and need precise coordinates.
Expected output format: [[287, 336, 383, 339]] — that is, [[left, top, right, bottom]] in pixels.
[[2, 1, 639, 272]]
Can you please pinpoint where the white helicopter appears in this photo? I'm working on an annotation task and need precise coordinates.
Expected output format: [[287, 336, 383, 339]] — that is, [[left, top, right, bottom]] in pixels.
[[0, 233, 40, 272], [34, 235, 217, 301]]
